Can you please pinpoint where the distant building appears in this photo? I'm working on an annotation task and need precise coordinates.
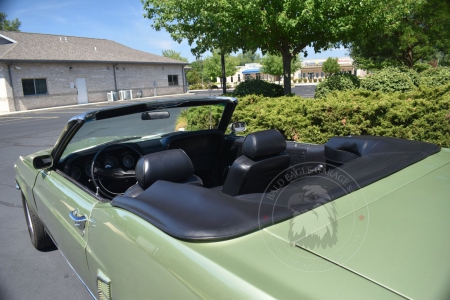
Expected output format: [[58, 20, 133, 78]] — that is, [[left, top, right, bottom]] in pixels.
[[295, 57, 367, 80], [0, 31, 187, 113], [217, 63, 270, 85], [217, 57, 366, 85]]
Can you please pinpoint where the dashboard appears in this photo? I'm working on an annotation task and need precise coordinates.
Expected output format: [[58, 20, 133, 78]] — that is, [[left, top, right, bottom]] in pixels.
[[61, 143, 144, 194]]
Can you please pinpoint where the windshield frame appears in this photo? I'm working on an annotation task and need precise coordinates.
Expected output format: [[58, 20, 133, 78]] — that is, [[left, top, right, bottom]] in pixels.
[[51, 96, 238, 165]]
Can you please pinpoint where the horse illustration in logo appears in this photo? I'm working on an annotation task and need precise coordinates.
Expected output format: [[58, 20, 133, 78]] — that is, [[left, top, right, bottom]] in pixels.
[[287, 185, 338, 249]]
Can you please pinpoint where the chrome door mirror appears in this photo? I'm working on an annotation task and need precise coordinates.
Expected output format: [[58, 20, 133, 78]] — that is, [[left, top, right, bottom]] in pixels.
[[230, 122, 246, 133]]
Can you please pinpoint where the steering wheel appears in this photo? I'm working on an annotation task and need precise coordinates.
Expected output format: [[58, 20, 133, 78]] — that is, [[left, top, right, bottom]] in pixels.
[[91, 143, 142, 199]]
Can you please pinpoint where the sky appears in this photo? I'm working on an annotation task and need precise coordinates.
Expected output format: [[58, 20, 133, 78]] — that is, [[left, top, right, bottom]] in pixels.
[[0, 0, 348, 63]]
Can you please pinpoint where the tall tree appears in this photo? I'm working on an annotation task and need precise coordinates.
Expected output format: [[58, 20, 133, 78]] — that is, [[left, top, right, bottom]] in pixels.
[[349, 0, 450, 69], [322, 58, 341, 77], [236, 51, 261, 66], [162, 50, 189, 62], [202, 51, 238, 87], [186, 60, 203, 85], [261, 54, 301, 83], [0, 12, 21, 31], [245, 0, 369, 94], [143, 0, 256, 94], [143, 0, 377, 94]]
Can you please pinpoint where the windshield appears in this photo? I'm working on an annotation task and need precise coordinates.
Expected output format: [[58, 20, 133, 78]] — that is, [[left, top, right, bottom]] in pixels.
[[61, 104, 225, 160]]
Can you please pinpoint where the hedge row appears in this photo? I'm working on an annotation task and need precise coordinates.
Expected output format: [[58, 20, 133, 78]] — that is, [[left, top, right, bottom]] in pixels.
[[234, 85, 450, 147], [180, 84, 450, 147], [315, 67, 450, 98]]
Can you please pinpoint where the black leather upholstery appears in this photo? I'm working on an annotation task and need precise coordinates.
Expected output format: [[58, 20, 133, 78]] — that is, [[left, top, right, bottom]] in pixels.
[[221, 130, 291, 196], [160, 129, 224, 172], [161, 129, 225, 187], [124, 149, 202, 197], [112, 180, 292, 241], [112, 136, 440, 242], [242, 129, 286, 159]]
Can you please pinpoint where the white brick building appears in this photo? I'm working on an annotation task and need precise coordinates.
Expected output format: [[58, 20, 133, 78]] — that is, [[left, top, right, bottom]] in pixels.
[[0, 31, 187, 113], [217, 57, 366, 85]]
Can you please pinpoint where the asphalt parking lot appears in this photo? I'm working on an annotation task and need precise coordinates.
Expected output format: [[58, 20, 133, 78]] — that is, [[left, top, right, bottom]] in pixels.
[[0, 86, 315, 299]]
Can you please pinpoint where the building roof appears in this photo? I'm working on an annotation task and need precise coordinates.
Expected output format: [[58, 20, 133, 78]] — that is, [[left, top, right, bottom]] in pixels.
[[0, 31, 186, 65]]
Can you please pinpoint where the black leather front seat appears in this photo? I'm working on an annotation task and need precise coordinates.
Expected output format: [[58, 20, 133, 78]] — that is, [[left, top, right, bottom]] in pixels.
[[124, 149, 202, 198], [220, 129, 290, 196]]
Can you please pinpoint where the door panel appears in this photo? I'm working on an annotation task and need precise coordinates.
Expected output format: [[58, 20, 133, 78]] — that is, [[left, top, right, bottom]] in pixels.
[[33, 169, 96, 288], [86, 203, 200, 299], [76, 78, 88, 104]]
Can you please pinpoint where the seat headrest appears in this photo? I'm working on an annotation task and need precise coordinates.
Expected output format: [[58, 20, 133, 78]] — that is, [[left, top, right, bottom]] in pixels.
[[135, 149, 194, 189], [242, 129, 287, 159]]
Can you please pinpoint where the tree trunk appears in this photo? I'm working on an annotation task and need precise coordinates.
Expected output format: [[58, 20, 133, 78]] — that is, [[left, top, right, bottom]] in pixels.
[[281, 51, 293, 95], [221, 52, 227, 94]]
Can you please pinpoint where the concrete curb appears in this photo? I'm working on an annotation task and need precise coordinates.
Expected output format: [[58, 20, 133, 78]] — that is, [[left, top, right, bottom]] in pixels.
[[0, 92, 197, 116]]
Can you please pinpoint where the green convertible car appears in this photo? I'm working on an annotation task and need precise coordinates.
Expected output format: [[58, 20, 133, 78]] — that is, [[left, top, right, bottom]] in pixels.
[[15, 97, 450, 299]]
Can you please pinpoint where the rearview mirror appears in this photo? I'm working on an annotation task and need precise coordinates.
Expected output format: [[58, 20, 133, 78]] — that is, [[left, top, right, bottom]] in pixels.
[[33, 155, 53, 169], [230, 122, 246, 133], [141, 111, 170, 120]]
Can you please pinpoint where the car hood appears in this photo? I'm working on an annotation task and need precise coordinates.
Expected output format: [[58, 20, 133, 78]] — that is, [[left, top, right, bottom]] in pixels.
[[264, 148, 450, 299]]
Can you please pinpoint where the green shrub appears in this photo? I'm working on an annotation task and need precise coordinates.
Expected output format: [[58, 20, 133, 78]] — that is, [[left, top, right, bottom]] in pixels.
[[230, 85, 450, 147], [303, 78, 307, 83], [189, 83, 205, 90], [414, 63, 432, 73], [233, 78, 284, 97], [419, 67, 450, 87], [314, 73, 360, 98], [180, 84, 450, 147], [361, 67, 417, 93], [176, 105, 225, 131]]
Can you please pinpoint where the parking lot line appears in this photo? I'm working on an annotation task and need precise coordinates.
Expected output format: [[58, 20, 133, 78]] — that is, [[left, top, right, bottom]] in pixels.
[[0, 116, 58, 125]]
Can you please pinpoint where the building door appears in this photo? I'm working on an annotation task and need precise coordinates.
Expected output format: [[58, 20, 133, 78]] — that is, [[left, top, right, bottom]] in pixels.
[[76, 78, 88, 104]]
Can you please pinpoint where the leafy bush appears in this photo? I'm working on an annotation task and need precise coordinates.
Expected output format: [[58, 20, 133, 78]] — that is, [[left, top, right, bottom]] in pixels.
[[414, 63, 432, 73], [303, 78, 307, 83], [189, 83, 205, 90], [233, 78, 284, 97], [314, 73, 360, 98], [175, 105, 225, 131], [361, 67, 417, 93], [419, 67, 450, 87], [230, 85, 450, 147]]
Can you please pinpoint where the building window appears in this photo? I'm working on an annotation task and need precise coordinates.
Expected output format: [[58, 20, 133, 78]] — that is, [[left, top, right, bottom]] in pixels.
[[231, 76, 233, 82], [316, 72, 319, 78], [168, 75, 178, 86], [321, 72, 324, 77], [238, 74, 241, 82], [256, 73, 261, 80], [302, 73, 306, 78], [22, 79, 48, 96]]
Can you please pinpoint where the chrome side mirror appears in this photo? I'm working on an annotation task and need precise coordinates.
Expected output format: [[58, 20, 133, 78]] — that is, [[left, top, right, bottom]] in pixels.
[[230, 122, 246, 133]]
